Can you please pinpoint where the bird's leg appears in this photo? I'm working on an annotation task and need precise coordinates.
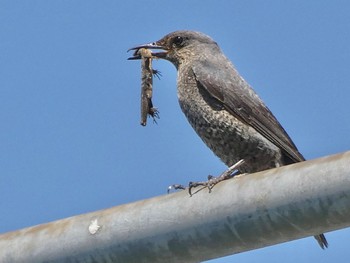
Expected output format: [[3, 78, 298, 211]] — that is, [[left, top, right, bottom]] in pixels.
[[189, 159, 245, 196]]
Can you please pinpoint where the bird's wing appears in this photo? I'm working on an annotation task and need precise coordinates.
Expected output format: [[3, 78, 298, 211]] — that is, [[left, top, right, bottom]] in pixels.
[[192, 57, 304, 163]]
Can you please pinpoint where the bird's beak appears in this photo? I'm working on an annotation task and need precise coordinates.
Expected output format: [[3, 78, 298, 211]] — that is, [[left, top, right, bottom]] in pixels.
[[127, 42, 168, 60]]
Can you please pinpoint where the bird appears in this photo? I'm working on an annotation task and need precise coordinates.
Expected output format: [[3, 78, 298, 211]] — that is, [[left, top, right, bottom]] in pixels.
[[128, 30, 328, 249]]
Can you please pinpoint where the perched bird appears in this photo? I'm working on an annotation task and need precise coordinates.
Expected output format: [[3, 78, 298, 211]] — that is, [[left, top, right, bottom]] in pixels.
[[128, 30, 328, 249]]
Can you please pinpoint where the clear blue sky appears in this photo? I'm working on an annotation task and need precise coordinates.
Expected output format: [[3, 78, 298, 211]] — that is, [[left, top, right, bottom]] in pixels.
[[1, 1, 350, 262]]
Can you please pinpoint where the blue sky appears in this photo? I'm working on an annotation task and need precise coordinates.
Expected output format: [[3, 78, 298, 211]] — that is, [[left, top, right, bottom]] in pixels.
[[1, 1, 350, 262]]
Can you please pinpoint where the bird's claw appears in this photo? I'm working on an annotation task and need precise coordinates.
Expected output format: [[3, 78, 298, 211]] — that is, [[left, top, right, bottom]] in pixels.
[[167, 184, 186, 194], [152, 69, 162, 79]]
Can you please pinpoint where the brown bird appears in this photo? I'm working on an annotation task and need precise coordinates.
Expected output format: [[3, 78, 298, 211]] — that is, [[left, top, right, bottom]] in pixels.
[[128, 30, 328, 249]]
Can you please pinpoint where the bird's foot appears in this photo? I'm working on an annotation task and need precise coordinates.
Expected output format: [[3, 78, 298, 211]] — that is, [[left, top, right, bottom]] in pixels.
[[188, 159, 245, 196], [167, 159, 245, 195]]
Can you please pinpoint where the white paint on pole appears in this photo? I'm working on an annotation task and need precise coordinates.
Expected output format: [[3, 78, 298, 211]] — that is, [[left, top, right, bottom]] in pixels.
[[88, 219, 101, 235]]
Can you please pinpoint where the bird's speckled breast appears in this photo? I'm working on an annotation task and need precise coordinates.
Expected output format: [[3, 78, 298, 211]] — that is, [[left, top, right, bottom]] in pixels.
[[176, 65, 283, 173]]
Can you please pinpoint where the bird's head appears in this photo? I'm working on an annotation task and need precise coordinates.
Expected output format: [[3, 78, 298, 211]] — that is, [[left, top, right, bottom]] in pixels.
[[128, 30, 219, 68]]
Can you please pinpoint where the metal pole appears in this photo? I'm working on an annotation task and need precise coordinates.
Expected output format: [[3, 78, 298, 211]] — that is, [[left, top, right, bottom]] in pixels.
[[1, 151, 350, 263]]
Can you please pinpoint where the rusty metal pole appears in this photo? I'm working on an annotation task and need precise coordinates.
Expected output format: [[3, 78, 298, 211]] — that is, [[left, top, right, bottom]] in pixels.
[[1, 151, 350, 263]]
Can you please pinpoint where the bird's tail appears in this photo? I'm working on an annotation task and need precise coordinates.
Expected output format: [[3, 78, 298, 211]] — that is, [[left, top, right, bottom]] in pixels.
[[314, 234, 328, 249]]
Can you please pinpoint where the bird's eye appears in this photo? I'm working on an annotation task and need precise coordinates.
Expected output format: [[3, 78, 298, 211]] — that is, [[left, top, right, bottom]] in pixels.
[[172, 36, 184, 47]]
